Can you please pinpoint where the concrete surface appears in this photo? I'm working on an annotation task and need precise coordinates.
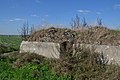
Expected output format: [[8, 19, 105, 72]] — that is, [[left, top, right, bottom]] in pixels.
[[20, 41, 120, 65], [81, 44, 120, 65], [20, 41, 60, 58]]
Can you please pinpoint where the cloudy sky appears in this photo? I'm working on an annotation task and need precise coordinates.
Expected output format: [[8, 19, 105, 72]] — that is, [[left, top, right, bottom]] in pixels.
[[0, 0, 120, 34]]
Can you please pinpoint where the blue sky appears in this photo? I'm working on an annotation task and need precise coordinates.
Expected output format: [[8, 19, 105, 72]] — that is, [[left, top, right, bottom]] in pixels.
[[0, 0, 120, 35]]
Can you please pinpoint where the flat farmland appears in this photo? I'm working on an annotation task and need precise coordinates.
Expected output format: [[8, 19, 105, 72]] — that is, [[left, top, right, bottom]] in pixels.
[[0, 35, 22, 53]]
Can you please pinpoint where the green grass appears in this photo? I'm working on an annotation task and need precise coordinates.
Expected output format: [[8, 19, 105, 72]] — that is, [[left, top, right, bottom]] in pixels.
[[0, 36, 22, 53]]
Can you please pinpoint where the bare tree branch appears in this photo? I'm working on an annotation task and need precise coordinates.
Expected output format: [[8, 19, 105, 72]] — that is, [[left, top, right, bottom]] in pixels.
[[70, 15, 81, 30], [97, 18, 102, 26]]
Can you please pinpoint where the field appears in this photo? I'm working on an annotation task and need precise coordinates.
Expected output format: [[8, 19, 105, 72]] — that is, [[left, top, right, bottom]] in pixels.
[[0, 35, 22, 53]]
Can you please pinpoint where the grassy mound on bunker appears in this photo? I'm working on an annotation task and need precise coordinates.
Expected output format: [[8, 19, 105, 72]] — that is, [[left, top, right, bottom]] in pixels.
[[28, 27, 77, 43], [28, 26, 120, 46], [76, 26, 120, 46]]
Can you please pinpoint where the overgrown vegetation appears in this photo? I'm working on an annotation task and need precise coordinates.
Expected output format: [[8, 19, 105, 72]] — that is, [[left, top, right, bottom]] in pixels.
[[1, 26, 120, 80]]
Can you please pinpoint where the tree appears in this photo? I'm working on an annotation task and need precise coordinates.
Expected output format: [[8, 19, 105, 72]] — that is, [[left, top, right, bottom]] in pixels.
[[30, 25, 35, 35], [71, 15, 81, 30], [18, 21, 29, 41], [71, 18, 76, 30], [82, 17, 87, 27], [97, 18, 102, 26], [76, 15, 80, 28]]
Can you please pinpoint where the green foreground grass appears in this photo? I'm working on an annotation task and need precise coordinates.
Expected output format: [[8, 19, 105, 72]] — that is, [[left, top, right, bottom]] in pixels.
[[0, 57, 71, 80]]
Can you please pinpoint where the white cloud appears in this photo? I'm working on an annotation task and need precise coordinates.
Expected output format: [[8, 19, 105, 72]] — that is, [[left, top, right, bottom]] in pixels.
[[77, 9, 91, 14], [31, 14, 38, 17], [114, 4, 120, 8], [59, 24, 63, 26], [96, 12, 102, 15], [45, 15, 49, 17], [14, 18, 24, 21], [9, 20, 14, 22], [41, 18, 45, 21], [78, 9, 102, 15], [9, 18, 24, 22]]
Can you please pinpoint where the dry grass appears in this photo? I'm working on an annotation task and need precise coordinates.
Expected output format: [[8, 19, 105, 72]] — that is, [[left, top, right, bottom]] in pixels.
[[28, 26, 120, 46], [28, 27, 77, 43], [76, 26, 120, 46]]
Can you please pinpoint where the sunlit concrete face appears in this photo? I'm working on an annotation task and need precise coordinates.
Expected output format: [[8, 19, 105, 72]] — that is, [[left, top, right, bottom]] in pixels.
[[20, 41, 60, 58]]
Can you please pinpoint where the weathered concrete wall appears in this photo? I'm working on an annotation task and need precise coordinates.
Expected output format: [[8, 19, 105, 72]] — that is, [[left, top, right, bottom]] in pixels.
[[20, 41, 120, 65], [20, 41, 60, 58], [81, 44, 120, 65]]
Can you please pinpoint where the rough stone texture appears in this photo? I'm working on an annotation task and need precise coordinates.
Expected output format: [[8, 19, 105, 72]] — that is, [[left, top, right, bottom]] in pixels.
[[20, 41, 60, 58]]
